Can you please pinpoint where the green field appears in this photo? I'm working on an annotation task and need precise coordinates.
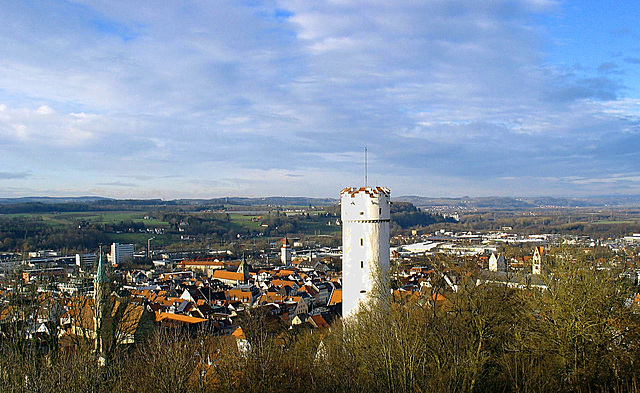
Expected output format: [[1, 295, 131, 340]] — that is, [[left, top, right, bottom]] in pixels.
[[592, 220, 638, 225], [6, 211, 171, 227], [228, 214, 264, 231]]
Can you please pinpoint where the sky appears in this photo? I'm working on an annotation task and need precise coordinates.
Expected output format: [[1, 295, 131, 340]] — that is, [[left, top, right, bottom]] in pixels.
[[1, 0, 639, 199]]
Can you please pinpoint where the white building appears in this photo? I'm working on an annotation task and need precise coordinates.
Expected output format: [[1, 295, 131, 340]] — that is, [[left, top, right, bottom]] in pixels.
[[341, 186, 391, 317], [281, 237, 292, 265], [109, 243, 134, 266], [532, 246, 545, 275], [75, 253, 97, 268]]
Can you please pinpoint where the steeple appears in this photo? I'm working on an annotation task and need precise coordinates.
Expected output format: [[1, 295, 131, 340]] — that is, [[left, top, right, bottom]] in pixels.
[[95, 250, 109, 285], [94, 249, 109, 354]]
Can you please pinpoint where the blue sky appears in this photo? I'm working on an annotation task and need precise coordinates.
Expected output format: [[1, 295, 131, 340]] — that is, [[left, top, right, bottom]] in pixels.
[[0, 0, 639, 199]]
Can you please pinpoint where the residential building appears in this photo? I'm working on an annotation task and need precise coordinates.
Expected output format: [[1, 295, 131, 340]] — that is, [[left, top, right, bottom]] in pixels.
[[109, 243, 134, 266]]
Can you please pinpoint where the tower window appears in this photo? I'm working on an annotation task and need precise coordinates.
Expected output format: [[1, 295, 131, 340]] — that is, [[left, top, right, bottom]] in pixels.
[[360, 290, 367, 294], [360, 261, 364, 269], [359, 211, 364, 215], [379, 208, 382, 214], [360, 238, 363, 246]]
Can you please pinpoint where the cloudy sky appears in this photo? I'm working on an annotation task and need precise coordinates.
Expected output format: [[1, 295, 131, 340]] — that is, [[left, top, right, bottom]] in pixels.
[[1, 0, 639, 199]]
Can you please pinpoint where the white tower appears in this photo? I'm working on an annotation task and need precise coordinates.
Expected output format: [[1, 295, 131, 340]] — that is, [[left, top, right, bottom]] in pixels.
[[341, 186, 391, 317], [281, 238, 292, 265]]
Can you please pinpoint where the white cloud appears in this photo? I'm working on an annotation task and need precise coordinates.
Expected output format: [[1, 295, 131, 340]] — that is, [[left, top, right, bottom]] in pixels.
[[0, 0, 638, 197], [0, 104, 101, 146], [37, 105, 55, 115]]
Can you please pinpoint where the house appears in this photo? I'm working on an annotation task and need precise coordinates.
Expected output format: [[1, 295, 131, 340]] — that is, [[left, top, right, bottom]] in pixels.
[[212, 270, 246, 286], [179, 259, 225, 277], [489, 253, 507, 272], [308, 314, 330, 329], [155, 312, 209, 332], [328, 289, 342, 307], [315, 281, 335, 306], [225, 289, 255, 305], [532, 246, 545, 275]]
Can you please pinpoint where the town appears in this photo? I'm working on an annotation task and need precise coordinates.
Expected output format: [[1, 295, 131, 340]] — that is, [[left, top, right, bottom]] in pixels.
[[2, 192, 640, 391], [0, 198, 639, 334]]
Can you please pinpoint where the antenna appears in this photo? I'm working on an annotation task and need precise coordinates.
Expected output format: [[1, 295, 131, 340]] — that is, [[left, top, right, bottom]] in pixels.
[[364, 147, 368, 187]]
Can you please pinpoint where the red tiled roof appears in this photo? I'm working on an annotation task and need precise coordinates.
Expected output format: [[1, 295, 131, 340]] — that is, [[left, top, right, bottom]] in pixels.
[[213, 270, 245, 282], [310, 314, 330, 329], [155, 312, 207, 324], [328, 289, 342, 306]]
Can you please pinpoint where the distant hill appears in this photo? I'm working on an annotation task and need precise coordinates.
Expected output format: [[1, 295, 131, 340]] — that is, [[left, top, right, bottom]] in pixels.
[[0, 196, 340, 214], [4, 194, 640, 212], [0, 196, 113, 204], [174, 196, 338, 207], [394, 195, 640, 209]]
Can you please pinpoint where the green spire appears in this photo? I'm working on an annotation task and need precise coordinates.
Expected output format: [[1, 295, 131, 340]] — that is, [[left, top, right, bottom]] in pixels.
[[95, 251, 109, 283]]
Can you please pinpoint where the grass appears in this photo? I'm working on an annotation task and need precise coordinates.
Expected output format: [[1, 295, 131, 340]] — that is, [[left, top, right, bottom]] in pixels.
[[228, 214, 264, 231], [590, 220, 638, 225], [5, 211, 171, 227]]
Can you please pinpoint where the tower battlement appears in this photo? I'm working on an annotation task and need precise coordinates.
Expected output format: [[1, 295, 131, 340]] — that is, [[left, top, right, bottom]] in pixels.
[[340, 186, 390, 197], [341, 186, 391, 222]]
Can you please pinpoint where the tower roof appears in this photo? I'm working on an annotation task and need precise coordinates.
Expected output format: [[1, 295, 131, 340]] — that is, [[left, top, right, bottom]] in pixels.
[[95, 252, 109, 283]]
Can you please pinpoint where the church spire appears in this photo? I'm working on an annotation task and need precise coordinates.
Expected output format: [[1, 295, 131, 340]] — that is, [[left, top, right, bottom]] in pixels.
[[95, 249, 109, 285], [94, 248, 109, 355]]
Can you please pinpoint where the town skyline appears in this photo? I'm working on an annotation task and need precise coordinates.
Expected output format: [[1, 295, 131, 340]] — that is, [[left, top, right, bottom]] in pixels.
[[1, 1, 639, 199]]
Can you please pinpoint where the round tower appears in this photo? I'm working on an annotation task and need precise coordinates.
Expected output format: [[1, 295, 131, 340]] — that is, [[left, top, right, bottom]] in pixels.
[[340, 186, 391, 317]]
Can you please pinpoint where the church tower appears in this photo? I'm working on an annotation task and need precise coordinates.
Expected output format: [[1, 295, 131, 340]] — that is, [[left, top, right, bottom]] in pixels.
[[237, 253, 250, 283], [532, 246, 545, 275], [280, 237, 292, 266], [340, 186, 391, 317], [94, 250, 109, 354]]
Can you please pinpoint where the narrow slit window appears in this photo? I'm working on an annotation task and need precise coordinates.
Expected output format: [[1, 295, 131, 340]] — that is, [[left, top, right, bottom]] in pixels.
[[379, 208, 382, 214], [360, 238, 363, 246], [360, 261, 364, 269]]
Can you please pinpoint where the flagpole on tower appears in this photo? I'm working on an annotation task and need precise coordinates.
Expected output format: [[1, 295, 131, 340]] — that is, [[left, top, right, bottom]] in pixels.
[[364, 147, 368, 187]]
